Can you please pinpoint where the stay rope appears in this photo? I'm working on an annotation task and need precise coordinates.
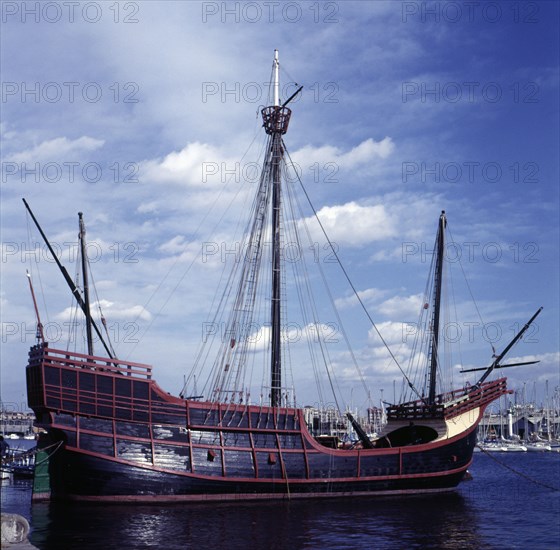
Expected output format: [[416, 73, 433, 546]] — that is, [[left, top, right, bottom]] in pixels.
[[284, 145, 424, 403], [476, 445, 560, 492]]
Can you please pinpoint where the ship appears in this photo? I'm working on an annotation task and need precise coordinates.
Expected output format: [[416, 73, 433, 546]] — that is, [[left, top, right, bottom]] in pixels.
[[24, 51, 542, 502]]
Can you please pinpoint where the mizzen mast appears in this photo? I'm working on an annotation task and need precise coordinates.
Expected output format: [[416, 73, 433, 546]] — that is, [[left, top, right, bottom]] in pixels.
[[79, 212, 94, 356], [22, 199, 115, 359], [26, 270, 44, 343]]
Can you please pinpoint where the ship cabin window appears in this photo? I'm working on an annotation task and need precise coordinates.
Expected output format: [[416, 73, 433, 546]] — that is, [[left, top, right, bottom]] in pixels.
[[44, 366, 59, 385], [97, 376, 113, 395], [133, 380, 149, 400], [116, 378, 132, 397], [61, 369, 77, 389]]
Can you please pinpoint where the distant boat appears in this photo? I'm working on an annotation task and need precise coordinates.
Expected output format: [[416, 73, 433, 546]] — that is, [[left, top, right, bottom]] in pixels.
[[1, 447, 36, 479], [478, 442, 508, 452], [503, 442, 527, 452], [499, 435, 527, 452], [1, 469, 12, 481], [525, 442, 552, 452], [12, 464, 35, 479], [24, 51, 542, 502]]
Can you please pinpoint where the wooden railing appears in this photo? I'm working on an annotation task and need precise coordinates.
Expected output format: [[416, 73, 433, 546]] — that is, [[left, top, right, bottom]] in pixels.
[[28, 343, 153, 380], [387, 378, 510, 421]]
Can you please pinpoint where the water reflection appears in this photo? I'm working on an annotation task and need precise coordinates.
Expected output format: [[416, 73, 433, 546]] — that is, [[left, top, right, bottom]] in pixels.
[[30, 491, 487, 549], [1, 478, 33, 520], [25, 454, 560, 549]]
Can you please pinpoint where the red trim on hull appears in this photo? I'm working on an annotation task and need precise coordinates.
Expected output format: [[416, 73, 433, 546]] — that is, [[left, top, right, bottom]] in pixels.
[[61, 486, 460, 503]]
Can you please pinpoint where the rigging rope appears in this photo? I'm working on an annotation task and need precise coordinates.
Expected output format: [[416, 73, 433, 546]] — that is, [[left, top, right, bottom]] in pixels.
[[86, 253, 117, 358], [1, 440, 64, 468], [283, 155, 366, 414], [476, 445, 560, 492], [25, 213, 50, 329], [446, 225, 494, 358], [195, 133, 275, 402], [66, 261, 82, 353], [283, 145, 424, 403], [125, 125, 264, 362]]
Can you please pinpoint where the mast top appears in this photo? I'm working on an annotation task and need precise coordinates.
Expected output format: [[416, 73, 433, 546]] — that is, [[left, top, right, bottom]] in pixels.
[[439, 210, 447, 231], [262, 50, 292, 135], [273, 49, 279, 107]]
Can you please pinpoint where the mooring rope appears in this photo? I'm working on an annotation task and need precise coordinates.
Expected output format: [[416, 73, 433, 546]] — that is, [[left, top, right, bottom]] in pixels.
[[33, 440, 64, 467], [476, 445, 560, 492], [1, 440, 64, 468]]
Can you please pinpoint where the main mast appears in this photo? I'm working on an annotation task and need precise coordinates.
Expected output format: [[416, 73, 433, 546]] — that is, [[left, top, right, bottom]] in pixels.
[[427, 210, 446, 404], [261, 50, 292, 407]]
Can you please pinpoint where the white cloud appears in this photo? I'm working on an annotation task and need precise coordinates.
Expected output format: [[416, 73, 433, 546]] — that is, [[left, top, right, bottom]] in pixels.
[[55, 299, 151, 322], [378, 293, 423, 318], [335, 287, 387, 309], [156, 236, 202, 265], [7, 136, 104, 163], [140, 142, 233, 187], [244, 322, 339, 353], [159, 235, 189, 255], [290, 137, 395, 172], [502, 351, 560, 383], [344, 137, 395, 163], [300, 201, 396, 247], [140, 142, 214, 185], [368, 320, 407, 347], [137, 201, 160, 214]]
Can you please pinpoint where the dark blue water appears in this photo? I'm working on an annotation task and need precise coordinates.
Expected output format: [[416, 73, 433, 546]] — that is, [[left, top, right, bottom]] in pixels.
[[2, 452, 559, 549]]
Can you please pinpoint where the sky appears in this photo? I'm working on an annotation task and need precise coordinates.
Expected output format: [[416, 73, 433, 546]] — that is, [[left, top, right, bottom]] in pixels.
[[1, 0, 559, 414]]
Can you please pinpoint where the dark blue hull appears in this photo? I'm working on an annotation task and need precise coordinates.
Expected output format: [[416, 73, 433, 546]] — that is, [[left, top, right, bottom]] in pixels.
[[43, 424, 476, 501], [48, 446, 470, 502]]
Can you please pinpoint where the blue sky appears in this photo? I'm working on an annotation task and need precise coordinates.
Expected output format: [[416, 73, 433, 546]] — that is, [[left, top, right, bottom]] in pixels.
[[1, 1, 558, 412]]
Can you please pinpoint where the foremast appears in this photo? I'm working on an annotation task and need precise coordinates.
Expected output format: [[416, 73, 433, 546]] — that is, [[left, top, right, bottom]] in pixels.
[[427, 210, 446, 404]]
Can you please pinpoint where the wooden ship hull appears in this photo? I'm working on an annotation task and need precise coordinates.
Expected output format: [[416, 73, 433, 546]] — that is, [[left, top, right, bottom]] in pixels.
[[27, 344, 508, 502]]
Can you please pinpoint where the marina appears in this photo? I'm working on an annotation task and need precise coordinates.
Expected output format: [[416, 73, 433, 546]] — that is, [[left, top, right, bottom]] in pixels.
[[0, 411, 35, 439]]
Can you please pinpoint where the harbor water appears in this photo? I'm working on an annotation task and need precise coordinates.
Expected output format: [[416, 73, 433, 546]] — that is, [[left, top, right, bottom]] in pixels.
[[2, 446, 559, 549]]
